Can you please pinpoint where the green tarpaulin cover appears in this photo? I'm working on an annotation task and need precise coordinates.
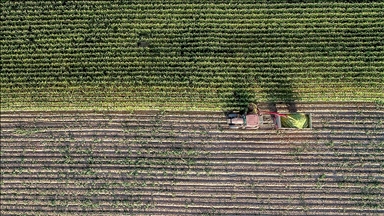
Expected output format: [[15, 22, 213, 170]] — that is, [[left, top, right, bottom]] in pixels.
[[281, 114, 309, 129]]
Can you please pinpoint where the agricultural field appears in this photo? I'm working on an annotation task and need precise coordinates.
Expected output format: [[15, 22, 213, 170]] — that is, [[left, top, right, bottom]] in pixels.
[[1, 1, 384, 215], [1, 1, 383, 111], [1, 103, 383, 215]]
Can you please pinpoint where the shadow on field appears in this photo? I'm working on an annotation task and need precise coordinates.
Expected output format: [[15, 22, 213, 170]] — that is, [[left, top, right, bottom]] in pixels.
[[221, 74, 258, 116], [260, 67, 299, 114], [221, 66, 299, 116]]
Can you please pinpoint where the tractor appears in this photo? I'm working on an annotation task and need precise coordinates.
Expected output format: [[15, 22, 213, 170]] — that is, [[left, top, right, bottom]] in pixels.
[[227, 103, 312, 129]]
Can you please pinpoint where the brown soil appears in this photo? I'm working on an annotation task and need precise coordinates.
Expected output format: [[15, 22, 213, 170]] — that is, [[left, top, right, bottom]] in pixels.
[[1, 102, 383, 215]]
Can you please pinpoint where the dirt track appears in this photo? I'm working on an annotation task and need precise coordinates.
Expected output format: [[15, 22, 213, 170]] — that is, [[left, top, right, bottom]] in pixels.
[[1, 102, 383, 215]]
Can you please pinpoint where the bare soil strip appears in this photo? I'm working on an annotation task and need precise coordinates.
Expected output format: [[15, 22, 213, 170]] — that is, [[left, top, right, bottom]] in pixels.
[[1, 102, 383, 215]]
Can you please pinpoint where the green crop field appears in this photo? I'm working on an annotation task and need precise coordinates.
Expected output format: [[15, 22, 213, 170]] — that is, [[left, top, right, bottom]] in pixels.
[[1, 1, 383, 111]]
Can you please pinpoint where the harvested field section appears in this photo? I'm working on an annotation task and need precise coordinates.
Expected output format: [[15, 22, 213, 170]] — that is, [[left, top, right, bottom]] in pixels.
[[1, 103, 383, 215]]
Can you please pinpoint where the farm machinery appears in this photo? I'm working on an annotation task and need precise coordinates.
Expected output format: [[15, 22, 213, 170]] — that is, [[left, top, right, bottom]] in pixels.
[[226, 103, 312, 130]]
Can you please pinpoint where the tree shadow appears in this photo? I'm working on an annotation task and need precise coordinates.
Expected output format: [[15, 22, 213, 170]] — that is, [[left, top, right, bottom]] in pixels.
[[220, 66, 300, 117], [268, 102, 298, 113], [260, 66, 299, 114], [221, 74, 258, 116]]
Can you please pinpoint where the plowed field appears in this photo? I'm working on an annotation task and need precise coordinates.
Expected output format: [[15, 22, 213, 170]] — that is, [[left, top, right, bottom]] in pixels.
[[1, 102, 383, 215]]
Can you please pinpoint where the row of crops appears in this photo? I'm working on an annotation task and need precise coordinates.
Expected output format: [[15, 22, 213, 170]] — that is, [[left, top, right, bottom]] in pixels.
[[1, 1, 383, 111]]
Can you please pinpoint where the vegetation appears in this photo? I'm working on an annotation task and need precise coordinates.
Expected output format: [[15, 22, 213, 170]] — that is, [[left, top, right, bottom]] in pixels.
[[1, 1, 383, 111], [1, 1, 383, 215]]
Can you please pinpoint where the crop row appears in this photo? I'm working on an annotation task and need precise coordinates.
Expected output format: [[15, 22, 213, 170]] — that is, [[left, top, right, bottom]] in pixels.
[[2, 59, 382, 67], [2, 89, 379, 99], [3, 1, 383, 10], [2, 69, 380, 78], [3, 27, 383, 35], [4, 36, 382, 45], [2, 76, 380, 85], [2, 88, 383, 98], [1, 69, 381, 77], [2, 88, 379, 96], [1, 81, 380, 92], [3, 25, 383, 35], [2, 49, 383, 58], [3, 14, 383, 24]]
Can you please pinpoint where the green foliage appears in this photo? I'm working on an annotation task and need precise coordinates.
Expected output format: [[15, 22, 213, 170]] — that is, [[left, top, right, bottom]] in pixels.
[[1, 1, 383, 111]]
